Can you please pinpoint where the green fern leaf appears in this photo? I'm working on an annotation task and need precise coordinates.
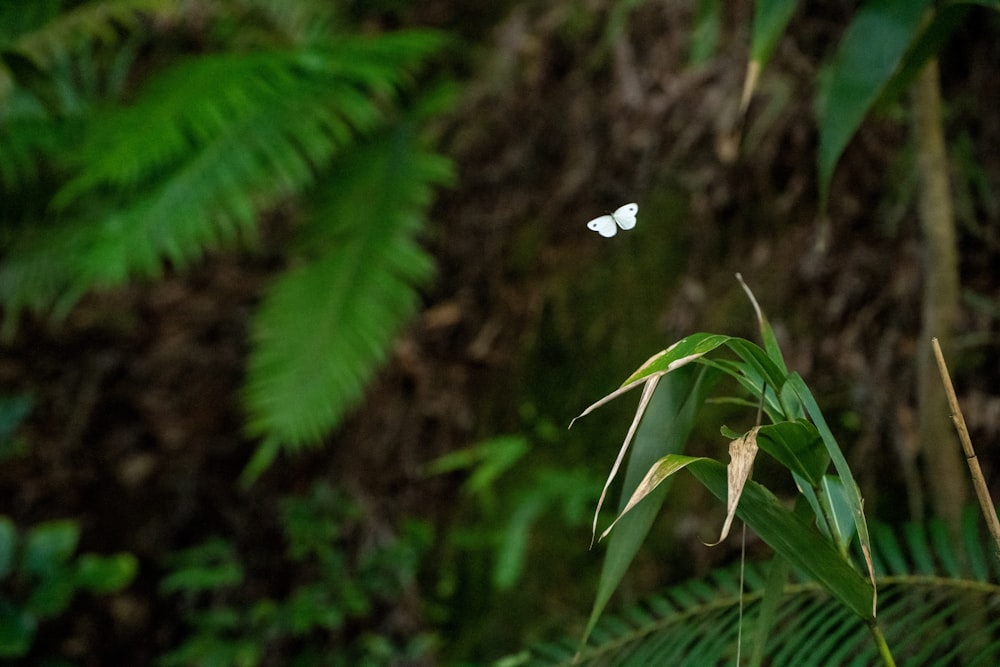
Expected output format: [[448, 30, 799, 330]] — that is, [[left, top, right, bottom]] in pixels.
[[12, 0, 175, 66], [0, 30, 445, 327], [243, 124, 452, 450]]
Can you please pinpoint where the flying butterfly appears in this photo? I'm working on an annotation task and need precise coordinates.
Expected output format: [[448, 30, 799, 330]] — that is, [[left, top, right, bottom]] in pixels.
[[587, 203, 638, 238]]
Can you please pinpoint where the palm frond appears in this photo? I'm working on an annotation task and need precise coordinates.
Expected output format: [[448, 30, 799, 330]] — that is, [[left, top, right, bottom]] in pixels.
[[511, 508, 1000, 666], [243, 123, 452, 452]]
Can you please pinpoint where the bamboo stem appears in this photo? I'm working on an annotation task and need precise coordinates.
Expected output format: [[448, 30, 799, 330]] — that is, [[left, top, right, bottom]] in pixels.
[[931, 337, 1000, 559]]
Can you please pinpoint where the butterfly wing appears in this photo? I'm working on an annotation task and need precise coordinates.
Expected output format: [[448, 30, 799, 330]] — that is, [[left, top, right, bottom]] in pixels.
[[612, 203, 638, 230], [587, 214, 619, 237]]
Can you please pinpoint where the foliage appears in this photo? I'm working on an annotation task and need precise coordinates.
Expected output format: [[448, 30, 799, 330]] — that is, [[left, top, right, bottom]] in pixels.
[[159, 482, 435, 666], [0, 0, 454, 477], [741, 0, 997, 206], [506, 508, 1000, 666], [569, 283, 896, 658], [426, 403, 599, 593], [0, 516, 137, 659]]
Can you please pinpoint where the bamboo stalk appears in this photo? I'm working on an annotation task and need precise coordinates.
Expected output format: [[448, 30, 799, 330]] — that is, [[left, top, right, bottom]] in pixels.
[[931, 337, 1000, 559]]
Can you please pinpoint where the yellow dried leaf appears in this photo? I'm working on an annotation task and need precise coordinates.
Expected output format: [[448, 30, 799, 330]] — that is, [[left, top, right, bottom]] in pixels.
[[706, 426, 760, 546]]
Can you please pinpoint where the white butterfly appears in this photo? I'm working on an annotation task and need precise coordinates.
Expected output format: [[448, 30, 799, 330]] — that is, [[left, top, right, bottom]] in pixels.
[[587, 203, 638, 238]]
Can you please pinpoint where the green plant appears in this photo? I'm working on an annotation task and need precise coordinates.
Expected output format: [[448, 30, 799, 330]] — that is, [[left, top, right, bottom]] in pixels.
[[569, 281, 901, 661], [0, 516, 138, 659], [426, 404, 599, 592], [159, 482, 434, 666], [0, 1, 454, 480], [739, 0, 1000, 527], [505, 508, 1000, 666]]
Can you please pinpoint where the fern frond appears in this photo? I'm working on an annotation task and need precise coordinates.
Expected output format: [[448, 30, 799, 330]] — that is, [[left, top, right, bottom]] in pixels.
[[57, 31, 443, 202], [243, 124, 452, 449], [514, 509, 1000, 666], [0, 30, 445, 324], [12, 0, 173, 65], [0, 116, 65, 193]]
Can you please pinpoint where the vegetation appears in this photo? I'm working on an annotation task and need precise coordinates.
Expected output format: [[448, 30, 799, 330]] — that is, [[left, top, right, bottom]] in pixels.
[[0, 0, 453, 478], [0, 0, 998, 664], [0, 516, 136, 659], [159, 483, 433, 666], [514, 509, 1000, 665]]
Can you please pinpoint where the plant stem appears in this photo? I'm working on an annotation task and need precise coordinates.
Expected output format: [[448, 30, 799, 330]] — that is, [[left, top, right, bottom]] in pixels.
[[912, 57, 967, 528], [869, 622, 898, 667], [932, 337, 1000, 559]]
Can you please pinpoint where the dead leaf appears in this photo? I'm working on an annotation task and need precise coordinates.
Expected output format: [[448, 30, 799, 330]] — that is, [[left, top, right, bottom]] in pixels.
[[706, 426, 760, 546], [588, 375, 660, 548]]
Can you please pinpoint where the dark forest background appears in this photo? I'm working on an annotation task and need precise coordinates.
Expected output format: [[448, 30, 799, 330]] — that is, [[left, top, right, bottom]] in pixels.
[[1, 1, 999, 665]]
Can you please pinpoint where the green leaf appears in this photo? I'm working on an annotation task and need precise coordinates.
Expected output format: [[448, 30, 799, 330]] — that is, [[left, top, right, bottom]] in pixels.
[[689, 0, 722, 65], [686, 458, 874, 621], [750, 0, 798, 65], [22, 520, 79, 576], [582, 365, 720, 643], [748, 555, 791, 667], [756, 420, 828, 486], [877, 5, 969, 108], [1, 30, 448, 328], [598, 453, 707, 543], [572, 334, 729, 428], [521, 510, 1000, 665], [818, 474, 859, 553], [425, 435, 530, 497], [721, 338, 789, 403], [10, 0, 172, 68], [25, 568, 75, 617], [159, 538, 244, 595], [243, 126, 452, 455], [495, 495, 547, 590], [74, 552, 138, 593], [620, 333, 731, 386], [736, 273, 789, 376], [785, 373, 876, 613], [816, 0, 934, 207]]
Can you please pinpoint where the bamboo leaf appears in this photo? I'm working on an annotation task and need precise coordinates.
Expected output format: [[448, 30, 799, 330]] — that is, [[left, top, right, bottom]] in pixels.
[[816, 0, 934, 207], [588, 376, 661, 547], [582, 366, 720, 644], [599, 453, 708, 543], [739, 0, 798, 115], [756, 420, 827, 487], [570, 334, 730, 428], [819, 475, 858, 552], [785, 373, 877, 615], [686, 458, 874, 621], [736, 273, 789, 375], [750, 0, 798, 66]]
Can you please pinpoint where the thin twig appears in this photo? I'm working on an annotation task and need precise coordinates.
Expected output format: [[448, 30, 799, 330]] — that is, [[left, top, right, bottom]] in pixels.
[[931, 337, 1000, 559]]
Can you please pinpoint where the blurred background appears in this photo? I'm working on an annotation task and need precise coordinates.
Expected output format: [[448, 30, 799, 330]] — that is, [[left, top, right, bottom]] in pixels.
[[1, 0, 999, 664]]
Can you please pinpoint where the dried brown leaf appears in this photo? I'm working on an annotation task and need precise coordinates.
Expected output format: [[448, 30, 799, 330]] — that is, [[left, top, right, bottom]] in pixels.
[[706, 426, 760, 546]]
